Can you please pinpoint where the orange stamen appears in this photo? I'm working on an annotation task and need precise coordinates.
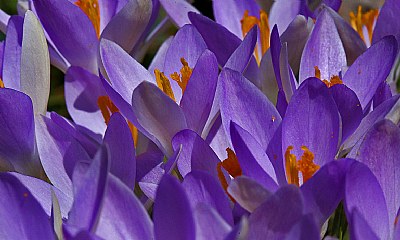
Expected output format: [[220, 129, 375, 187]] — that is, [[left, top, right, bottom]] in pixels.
[[170, 58, 192, 94], [240, 10, 270, 64], [349, 5, 379, 44], [285, 146, 299, 186], [97, 96, 138, 146], [154, 69, 176, 101], [75, 0, 101, 38], [314, 66, 343, 88], [0, 78, 4, 88], [217, 148, 242, 201], [285, 145, 320, 186]]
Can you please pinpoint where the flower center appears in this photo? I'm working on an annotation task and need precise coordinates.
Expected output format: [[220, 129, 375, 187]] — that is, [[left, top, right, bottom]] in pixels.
[[75, 0, 101, 38], [97, 96, 138, 146], [170, 58, 193, 94], [285, 145, 320, 186], [314, 66, 343, 88], [154, 57, 193, 100], [349, 5, 379, 45], [241, 10, 270, 64]]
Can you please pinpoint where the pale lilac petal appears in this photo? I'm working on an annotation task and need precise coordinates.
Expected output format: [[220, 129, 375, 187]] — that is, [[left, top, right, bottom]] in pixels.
[[159, 0, 200, 27], [299, 8, 346, 82], [101, 0, 152, 52], [131, 82, 187, 157]]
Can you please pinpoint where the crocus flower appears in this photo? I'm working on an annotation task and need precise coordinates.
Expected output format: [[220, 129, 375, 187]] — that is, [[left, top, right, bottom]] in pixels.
[[25, 0, 154, 74]]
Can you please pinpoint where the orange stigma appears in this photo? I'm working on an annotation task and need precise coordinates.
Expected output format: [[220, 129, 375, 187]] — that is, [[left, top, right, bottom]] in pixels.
[[97, 96, 138, 146], [241, 10, 270, 64], [217, 148, 242, 199], [285, 145, 320, 186], [75, 0, 101, 38], [349, 5, 379, 44], [0, 78, 4, 88], [155, 69, 176, 101], [314, 66, 343, 88], [170, 58, 192, 94]]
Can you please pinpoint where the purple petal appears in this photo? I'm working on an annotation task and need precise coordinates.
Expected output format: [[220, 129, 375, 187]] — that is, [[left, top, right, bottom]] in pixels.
[[219, 68, 281, 151], [136, 150, 164, 182], [282, 78, 340, 167], [10, 172, 73, 218], [2, 16, 23, 89], [348, 209, 380, 240], [101, 0, 152, 52], [329, 84, 363, 142], [33, 0, 98, 73], [284, 214, 320, 240], [301, 159, 352, 226], [96, 175, 154, 239], [326, 7, 366, 65], [0, 9, 9, 33], [212, 0, 260, 38], [163, 24, 207, 102], [154, 174, 195, 240], [132, 81, 187, 157], [159, 0, 200, 27], [180, 50, 218, 134], [280, 15, 312, 74], [230, 122, 279, 191], [65, 66, 107, 135], [138, 163, 164, 200], [103, 112, 136, 189], [0, 173, 54, 239], [224, 26, 257, 73], [353, 119, 400, 227], [0, 88, 35, 173], [189, 12, 241, 66], [248, 185, 304, 240], [299, 8, 346, 82], [269, 0, 301, 34], [227, 176, 272, 212], [98, 0, 118, 32], [194, 204, 231, 240], [182, 171, 233, 225], [37, 115, 88, 196], [373, 82, 392, 109], [342, 95, 400, 153], [67, 145, 109, 231], [344, 161, 389, 240], [372, 0, 400, 45], [172, 129, 221, 179], [100, 39, 155, 105], [148, 37, 173, 74], [343, 36, 398, 109]]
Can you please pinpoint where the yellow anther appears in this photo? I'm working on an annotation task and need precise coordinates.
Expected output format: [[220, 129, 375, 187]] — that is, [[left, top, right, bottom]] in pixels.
[[154, 69, 176, 101], [314, 66, 343, 88], [259, 10, 270, 56], [297, 146, 320, 183], [285, 146, 299, 186], [97, 95, 138, 147], [349, 5, 379, 44], [217, 148, 242, 201], [75, 0, 101, 38], [285, 145, 320, 186], [0, 78, 4, 88], [97, 95, 118, 125], [241, 10, 271, 64], [170, 58, 192, 94]]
